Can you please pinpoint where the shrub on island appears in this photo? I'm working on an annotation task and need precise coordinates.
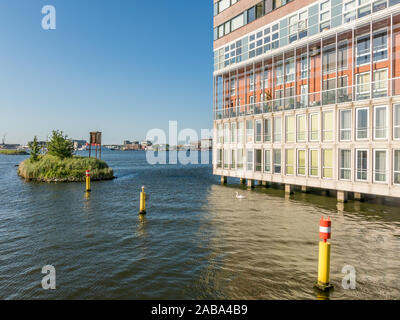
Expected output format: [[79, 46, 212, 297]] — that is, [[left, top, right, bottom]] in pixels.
[[18, 130, 114, 182], [18, 154, 114, 182]]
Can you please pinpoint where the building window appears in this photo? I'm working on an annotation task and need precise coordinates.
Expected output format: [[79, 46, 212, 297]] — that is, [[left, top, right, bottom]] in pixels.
[[273, 0, 293, 10], [285, 115, 295, 143], [217, 124, 223, 143], [344, 0, 356, 23], [224, 123, 230, 144], [255, 119, 262, 143], [309, 149, 319, 177], [340, 149, 351, 180], [224, 149, 229, 169], [231, 149, 236, 169], [338, 41, 348, 70], [340, 110, 352, 141], [356, 108, 369, 140], [394, 104, 400, 140], [297, 114, 306, 142], [217, 149, 222, 168], [323, 44, 336, 74], [264, 149, 271, 172], [373, 29, 388, 62], [338, 76, 349, 103], [297, 149, 306, 175], [310, 113, 319, 141], [264, 118, 271, 142], [273, 149, 282, 174], [285, 58, 295, 83], [247, 149, 253, 171], [323, 149, 333, 179], [273, 117, 282, 142], [373, 69, 387, 98], [320, 0, 331, 31], [323, 111, 333, 141], [275, 61, 284, 85], [394, 150, 400, 184], [263, 67, 270, 88], [356, 72, 370, 100], [356, 35, 370, 66], [322, 78, 336, 105], [373, 0, 387, 12], [231, 122, 237, 143], [358, 1, 371, 18], [300, 85, 308, 108], [237, 148, 244, 169], [246, 119, 254, 143], [301, 54, 308, 79], [249, 72, 254, 92], [374, 105, 388, 140], [238, 121, 244, 144], [356, 149, 368, 181], [286, 149, 294, 175], [374, 149, 387, 183], [230, 77, 236, 96], [274, 89, 284, 110], [255, 149, 262, 172]]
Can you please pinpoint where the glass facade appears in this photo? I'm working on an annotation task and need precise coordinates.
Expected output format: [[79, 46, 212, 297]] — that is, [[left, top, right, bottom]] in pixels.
[[214, 0, 400, 195], [214, 4, 400, 121]]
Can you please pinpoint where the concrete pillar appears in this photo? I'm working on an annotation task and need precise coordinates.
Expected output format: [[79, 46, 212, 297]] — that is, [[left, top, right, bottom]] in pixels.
[[260, 180, 268, 187], [354, 192, 364, 201], [285, 184, 294, 195], [321, 190, 330, 197], [337, 191, 348, 203], [240, 178, 246, 185], [247, 179, 255, 188], [301, 185, 309, 193], [221, 176, 227, 184]]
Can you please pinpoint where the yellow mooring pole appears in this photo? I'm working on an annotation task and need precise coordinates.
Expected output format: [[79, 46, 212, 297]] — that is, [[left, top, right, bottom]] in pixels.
[[315, 216, 333, 291], [85, 170, 91, 192], [139, 186, 146, 214]]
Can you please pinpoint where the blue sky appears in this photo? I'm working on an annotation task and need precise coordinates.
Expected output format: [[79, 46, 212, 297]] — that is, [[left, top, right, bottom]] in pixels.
[[0, 0, 213, 144]]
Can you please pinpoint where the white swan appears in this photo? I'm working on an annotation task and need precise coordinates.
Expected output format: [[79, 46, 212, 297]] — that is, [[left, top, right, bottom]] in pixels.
[[236, 191, 246, 199]]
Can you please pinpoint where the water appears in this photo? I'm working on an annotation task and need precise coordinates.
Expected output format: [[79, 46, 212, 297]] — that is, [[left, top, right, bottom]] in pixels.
[[0, 150, 400, 299]]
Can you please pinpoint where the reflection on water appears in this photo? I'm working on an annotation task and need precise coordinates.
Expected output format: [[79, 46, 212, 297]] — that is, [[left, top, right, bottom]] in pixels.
[[0, 151, 399, 299]]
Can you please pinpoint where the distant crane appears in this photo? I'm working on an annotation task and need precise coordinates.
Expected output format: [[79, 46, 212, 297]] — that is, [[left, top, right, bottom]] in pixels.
[[1, 133, 6, 145]]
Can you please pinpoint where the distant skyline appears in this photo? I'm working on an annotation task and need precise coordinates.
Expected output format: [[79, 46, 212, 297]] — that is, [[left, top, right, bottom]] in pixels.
[[0, 0, 213, 145]]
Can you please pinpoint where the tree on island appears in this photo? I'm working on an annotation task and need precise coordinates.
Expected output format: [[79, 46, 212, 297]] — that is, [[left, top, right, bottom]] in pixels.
[[47, 130, 74, 159], [28, 136, 41, 162]]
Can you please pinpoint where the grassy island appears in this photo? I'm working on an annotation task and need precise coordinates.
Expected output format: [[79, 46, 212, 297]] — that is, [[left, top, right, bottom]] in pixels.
[[0, 149, 28, 155], [18, 131, 114, 182], [18, 154, 114, 182]]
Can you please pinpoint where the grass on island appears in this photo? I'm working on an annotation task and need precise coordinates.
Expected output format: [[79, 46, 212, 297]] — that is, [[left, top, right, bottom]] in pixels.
[[0, 149, 28, 155], [18, 154, 114, 182]]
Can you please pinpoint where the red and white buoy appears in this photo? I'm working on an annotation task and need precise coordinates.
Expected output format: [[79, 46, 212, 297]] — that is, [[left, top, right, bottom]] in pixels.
[[319, 216, 331, 242]]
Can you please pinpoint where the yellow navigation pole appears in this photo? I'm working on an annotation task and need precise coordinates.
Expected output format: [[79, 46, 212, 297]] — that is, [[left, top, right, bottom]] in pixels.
[[139, 186, 146, 214], [85, 170, 91, 192], [315, 216, 333, 291]]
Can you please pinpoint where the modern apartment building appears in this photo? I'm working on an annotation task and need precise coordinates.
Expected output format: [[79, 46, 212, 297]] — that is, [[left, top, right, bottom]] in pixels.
[[213, 0, 400, 199]]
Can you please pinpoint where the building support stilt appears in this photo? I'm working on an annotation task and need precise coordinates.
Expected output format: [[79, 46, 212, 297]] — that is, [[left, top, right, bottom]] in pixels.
[[337, 191, 348, 203], [221, 176, 227, 184], [354, 192, 364, 201], [285, 184, 294, 195], [247, 179, 254, 188], [301, 185, 309, 193]]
